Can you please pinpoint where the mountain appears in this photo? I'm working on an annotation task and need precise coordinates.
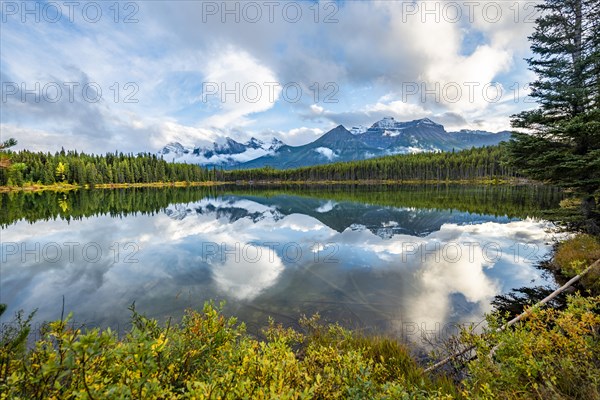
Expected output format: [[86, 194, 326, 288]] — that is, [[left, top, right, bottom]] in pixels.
[[450, 129, 513, 147], [358, 117, 449, 152], [163, 194, 510, 238], [158, 137, 284, 166], [158, 117, 512, 169], [238, 125, 381, 169], [234, 118, 511, 169]]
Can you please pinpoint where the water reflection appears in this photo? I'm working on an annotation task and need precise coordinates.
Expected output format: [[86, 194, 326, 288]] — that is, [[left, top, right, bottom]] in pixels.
[[1, 186, 562, 345]]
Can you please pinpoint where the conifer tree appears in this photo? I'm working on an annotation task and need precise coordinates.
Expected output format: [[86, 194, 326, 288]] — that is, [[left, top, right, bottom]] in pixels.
[[508, 0, 600, 195]]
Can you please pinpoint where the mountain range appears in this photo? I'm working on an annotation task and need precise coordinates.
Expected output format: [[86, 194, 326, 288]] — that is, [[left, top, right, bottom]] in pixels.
[[164, 194, 511, 238], [158, 117, 512, 169]]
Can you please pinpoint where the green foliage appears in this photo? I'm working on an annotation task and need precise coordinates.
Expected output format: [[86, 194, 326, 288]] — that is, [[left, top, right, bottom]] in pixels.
[[555, 234, 600, 293], [229, 184, 563, 220], [555, 234, 600, 272], [508, 0, 600, 193], [224, 145, 515, 183], [0, 138, 17, 168], [0, 138, 17, 151], [0, 186, 223, 227], [55, 161, 68, 182], [464, 295, 600, 399], [0, 304, 36, 388], [0, 138, 23, 181], [1, 145, 517, 188], [5, 163, 26, 187], [0, 303, 456, 399], [0, 150, 211, 187], [2, 296, 599, 399]]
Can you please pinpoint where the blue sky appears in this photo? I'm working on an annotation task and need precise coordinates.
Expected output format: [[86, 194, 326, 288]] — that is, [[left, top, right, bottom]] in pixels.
[[1, 0, 540, 153]]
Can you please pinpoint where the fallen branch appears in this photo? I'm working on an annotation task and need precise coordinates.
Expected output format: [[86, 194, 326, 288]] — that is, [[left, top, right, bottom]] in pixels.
[[424, 258, 600, 373]]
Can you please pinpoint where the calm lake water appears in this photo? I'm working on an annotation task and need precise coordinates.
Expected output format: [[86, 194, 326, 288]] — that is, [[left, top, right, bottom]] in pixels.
[[1, 185, 564, 345]]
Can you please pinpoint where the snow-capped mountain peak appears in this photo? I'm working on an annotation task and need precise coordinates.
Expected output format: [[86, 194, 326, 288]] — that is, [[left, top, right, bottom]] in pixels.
[[158, 117, 511, 169], [158, 142, 190, 156], [371, 117, 399, 130], [370, 117, 443, 132], [246, 137, 265, 149], [158, 136, 286, 166], [268, 138, 285, 151], [350, 125, 368, 135], [415, 118, 441, 127]]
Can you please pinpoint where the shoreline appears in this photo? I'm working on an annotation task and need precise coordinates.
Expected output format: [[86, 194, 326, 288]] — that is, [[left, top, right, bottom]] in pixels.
[[0, 181, 228, 193], [0, 177, 536, 193]]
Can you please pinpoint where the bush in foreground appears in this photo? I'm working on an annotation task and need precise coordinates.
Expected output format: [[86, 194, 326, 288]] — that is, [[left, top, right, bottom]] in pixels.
[[463, 295, 600, 399], [0, 303, 454, 399], [554, 234, 600, 294], [0, 295, 598, 399]]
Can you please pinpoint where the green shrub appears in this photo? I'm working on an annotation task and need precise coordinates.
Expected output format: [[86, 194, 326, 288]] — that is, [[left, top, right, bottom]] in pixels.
[[2, 297, 598, 399], [0, 302, 456, 399], [464, 295, 600, 399], [555, 234, 600, 293]]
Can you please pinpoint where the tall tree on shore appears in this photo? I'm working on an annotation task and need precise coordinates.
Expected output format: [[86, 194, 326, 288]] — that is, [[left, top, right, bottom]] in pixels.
[[508, 0, 600, 196]]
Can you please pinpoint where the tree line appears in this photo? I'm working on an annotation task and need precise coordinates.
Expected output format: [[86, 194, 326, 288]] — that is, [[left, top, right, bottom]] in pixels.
[[222, 145, 515, 182], [0, 145, 516, 187], [0, 149, 215, 187]]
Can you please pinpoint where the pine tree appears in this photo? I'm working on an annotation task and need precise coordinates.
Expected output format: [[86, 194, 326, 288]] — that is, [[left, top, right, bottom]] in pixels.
[[508, 0, 600, 194]]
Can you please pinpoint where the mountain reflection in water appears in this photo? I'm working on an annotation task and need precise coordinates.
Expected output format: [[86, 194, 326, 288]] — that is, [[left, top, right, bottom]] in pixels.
[[0, 185, 563, 346]]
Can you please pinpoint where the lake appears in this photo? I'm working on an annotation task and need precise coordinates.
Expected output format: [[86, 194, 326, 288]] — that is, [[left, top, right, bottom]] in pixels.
[[0, 184, 564, 346]]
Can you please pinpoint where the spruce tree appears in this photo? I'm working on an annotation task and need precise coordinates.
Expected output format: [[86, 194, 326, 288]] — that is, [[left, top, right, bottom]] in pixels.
[[508, 0, 600, 196]]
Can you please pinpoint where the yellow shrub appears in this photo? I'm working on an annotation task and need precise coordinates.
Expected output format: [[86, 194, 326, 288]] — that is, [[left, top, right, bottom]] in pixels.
[[555, 234, 600, 272], [554, 234, 600, 293]]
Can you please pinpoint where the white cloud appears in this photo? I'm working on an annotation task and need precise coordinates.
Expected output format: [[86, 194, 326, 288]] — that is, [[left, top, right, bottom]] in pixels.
[[314, 147, 337, 160], [200, 48, 281, 129], [212, 249, 284, 300], [316, 201, 337, 213], [1, 0, 538, 152], [280, 127, 325, 146]]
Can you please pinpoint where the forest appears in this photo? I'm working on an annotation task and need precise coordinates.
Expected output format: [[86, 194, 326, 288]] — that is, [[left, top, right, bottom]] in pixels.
[[222, 145, 514, 182], [0, 145, 515, 187], [0, 149, 214, 187]]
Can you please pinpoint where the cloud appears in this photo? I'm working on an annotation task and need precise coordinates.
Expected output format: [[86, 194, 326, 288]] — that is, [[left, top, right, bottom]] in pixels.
[[316, 201, 337, 213], [212, 250, 285, 300], [1, 0, 537, 152], [199, 47, 281, 129], [314, 147, 337, 161]]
